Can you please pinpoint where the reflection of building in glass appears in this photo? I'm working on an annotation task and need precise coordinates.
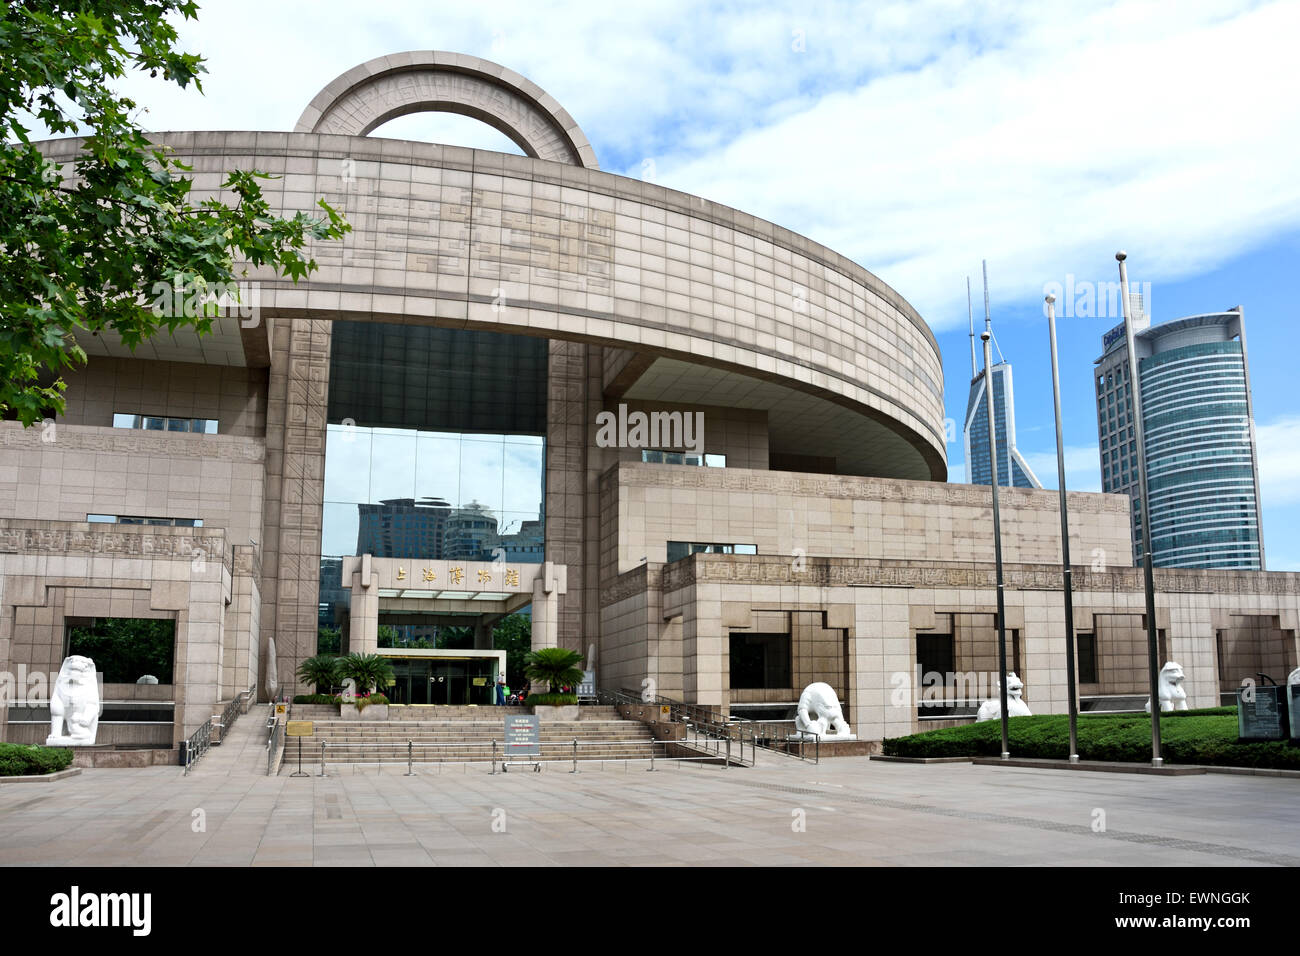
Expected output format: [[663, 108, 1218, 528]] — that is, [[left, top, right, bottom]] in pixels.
[[1095, 308, 1264, 569], [443, 502, 499, 561], [494, 518, 544, 563], [318, 557, 346, 628], [356, 497, 451, 558]]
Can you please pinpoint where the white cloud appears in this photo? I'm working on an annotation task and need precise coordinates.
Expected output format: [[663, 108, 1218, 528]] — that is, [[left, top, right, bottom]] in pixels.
[[1256, 416, 1300, 507]]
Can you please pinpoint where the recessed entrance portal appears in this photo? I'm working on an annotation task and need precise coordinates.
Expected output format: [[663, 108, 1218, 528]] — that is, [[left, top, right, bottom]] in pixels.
[[384, 652, 501, 706]]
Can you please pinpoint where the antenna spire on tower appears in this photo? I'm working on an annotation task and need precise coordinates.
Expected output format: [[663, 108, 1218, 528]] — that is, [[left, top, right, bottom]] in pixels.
[[982, 259, 992, 336], [967, 276, 977, 378]]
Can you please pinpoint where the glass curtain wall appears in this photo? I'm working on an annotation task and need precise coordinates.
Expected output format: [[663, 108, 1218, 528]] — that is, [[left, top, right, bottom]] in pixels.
[[319, 322, 547, 649]]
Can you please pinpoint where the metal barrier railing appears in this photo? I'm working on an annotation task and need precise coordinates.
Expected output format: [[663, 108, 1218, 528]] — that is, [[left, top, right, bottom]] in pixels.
[[301, 736, 739, 775], [597, 689, 817, 764], [215, 687, 255, 744], [265, 704, 286, 776], [182, 717, 212, 775]]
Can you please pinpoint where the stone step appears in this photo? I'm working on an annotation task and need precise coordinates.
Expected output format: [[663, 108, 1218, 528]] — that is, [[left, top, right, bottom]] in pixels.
[[289, 705, 623, 720]]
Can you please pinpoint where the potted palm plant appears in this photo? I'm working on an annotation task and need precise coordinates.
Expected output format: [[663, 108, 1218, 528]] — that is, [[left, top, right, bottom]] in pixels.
[[336, 653, 394, 720], [523, 647, 585, 720], [295, 654, 340, 699]]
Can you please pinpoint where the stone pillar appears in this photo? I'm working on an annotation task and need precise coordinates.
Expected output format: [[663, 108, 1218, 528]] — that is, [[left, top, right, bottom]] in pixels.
[[1166, 597, 1218, 709], [348, 562, 378, 655], [260, 316, 332, 701], [531, 578, 552, 652], [473, 619, 491, 650], [853, 587, 914, 743], [683, 584, 724, 712], [1020, 590, 1069, 715]]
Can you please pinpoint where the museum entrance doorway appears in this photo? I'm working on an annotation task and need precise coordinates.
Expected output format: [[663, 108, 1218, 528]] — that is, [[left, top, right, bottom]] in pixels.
[[385, 654, 499, 706]]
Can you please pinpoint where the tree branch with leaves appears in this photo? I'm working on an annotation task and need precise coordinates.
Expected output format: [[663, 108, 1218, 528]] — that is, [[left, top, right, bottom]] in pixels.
[[0, 0, 349, 424]]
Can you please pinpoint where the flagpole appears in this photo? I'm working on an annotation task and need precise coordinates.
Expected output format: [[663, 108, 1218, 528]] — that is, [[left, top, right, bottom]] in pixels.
[[980, 261, 1010, 759], [1117, 251, 1163, 767], [1046, 293, 1080, 762]]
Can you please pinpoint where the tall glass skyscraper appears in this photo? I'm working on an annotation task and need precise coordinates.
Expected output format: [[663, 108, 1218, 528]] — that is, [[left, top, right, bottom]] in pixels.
[[1094, 308, 1264, 570], [963, 361, 1042, 488]]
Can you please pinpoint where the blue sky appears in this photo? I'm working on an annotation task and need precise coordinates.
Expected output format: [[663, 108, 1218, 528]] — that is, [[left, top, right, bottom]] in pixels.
[[95, 0, 1300, 567]]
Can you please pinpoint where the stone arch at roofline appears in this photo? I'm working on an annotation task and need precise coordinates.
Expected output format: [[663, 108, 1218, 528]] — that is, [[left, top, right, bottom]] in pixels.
[[295, 51, 599, 169]]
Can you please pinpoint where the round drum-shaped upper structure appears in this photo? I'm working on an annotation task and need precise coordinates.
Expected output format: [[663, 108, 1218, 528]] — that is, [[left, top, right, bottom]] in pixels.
[[47, 52, 946, 479]]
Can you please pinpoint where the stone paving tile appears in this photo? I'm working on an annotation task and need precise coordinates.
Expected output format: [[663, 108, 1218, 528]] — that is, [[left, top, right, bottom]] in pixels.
[[2, 759, 1299, 866]]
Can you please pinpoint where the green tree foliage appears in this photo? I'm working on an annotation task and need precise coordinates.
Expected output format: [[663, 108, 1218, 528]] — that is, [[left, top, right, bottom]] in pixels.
[[523, 647, 584, 695], [65, 617, 174, 683], [0, 1, 349, 423], [316, 627, 341, 654], [295, 654, 340, 694], [376, 625, 398, 649], [435, 625, 473, 650], [493, 613, 531, 688]]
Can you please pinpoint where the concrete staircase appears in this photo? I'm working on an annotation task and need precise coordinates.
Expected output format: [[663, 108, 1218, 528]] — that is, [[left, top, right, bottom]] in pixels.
[[280, 709, 664, 771]]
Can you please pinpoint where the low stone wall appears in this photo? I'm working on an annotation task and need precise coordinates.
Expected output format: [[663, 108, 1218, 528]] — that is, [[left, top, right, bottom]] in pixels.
[[286, 704, 339, 719], [72, 748, 176, 768], [5, 723, 173, 747], [771, 738, 880, 757], [915, 717, 978, 732]]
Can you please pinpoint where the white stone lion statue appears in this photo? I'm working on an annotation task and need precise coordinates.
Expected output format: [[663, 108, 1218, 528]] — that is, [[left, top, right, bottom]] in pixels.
[[1145, 661, 1189, 713], [976, 672, 1032, 721], [793, 682, 854, 739], [46, 655, 102, 746]]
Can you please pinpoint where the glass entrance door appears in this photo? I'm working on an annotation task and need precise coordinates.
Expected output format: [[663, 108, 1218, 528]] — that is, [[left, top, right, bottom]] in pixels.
[[381, 656, 499, 705]]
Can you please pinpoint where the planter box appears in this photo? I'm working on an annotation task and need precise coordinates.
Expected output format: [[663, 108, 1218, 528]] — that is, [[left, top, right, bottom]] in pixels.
[[530, 704, 580, 721], [339, 704, 389, 721]]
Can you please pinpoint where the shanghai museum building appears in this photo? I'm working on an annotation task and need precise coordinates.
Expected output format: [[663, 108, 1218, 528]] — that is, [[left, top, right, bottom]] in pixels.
[[1, 52, 1297, 756]]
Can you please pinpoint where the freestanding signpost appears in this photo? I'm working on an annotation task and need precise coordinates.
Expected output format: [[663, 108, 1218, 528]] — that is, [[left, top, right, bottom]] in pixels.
[[502, 714, 541, 772], [1237, 685, 1288, 741], [286, 720, 314, 777]]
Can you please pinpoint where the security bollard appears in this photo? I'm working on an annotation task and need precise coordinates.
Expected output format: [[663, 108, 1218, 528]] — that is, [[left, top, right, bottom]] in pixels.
[[570, 738, 578, 773], [317, 740, 328, 777], [405, 739, 416, 776]]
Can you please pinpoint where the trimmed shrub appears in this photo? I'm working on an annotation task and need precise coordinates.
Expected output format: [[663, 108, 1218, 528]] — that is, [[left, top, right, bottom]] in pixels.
[[0, 743, 75, 776], [292, 694, 337, 705], [882, 708, 1300, 770], [526, 692, 578, 706]]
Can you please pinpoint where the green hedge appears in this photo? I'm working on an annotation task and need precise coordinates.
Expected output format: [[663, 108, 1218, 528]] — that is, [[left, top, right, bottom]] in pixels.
[[292, 694, 337, 705], [291, 693, 391, 708], [0, 743, 75, 777], [527, 692, 578, 706], [883, 708, 1300, 770]]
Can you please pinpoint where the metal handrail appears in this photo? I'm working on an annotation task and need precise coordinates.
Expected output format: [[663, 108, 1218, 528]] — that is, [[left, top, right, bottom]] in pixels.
[[599, 688, 818, 763], [182, 717, 212, 775], [265, 703, 286, 776], [311, 736, 728, 773], [214, 686, 255, 744]]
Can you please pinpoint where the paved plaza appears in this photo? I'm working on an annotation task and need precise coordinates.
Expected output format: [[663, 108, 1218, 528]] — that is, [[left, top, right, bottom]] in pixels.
[[3, 751, 1297, 866]]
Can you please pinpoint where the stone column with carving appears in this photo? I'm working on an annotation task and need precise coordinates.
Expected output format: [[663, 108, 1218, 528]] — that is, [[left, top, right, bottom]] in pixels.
[[260, 317, 332, 700]]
